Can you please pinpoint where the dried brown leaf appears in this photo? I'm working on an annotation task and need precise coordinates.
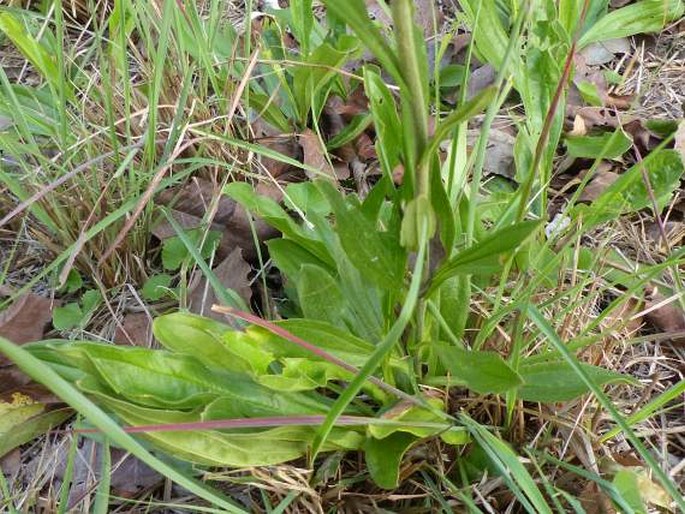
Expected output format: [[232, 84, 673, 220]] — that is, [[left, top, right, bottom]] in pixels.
[[644, 292, 685, 342], [674, 120, 685, 163], [0, 293, 55, 349], [579, 170, 621, 203], [570, 114, 588, 136], [157, 179, 280, 261], [580, 481, 616, 514], [467, 129, 516, 179], [113, 312, 153, 347], [188, 247, 252, 321], [300, 128, 337, 182]]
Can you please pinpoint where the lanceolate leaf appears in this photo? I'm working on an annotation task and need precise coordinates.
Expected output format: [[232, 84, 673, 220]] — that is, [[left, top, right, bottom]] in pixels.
[[319, 181, 406, 290], [579, 0, 684, 48], [428, 220, 541, 295], [577, 149, 684, 228], [435, 344, 522, 395], [319, 0, 403, 86], [296, 264, 347, 328], [518, 360, 632, 402]]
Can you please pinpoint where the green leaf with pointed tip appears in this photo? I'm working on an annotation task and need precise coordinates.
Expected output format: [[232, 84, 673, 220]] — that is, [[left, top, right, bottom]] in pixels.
[[225, 182, 334, 267], [565, 129, 633, 160], [267, 239, 331, 281], [0, 12, 61, 91], [579, 0, 684, 48], [428, 221, 541, 295], [435, 344, 522, 395], [319, 181, 406, 290], [577, 149, 684, 228], [518, 360, 633, 402], [320, 0, 402, 85]]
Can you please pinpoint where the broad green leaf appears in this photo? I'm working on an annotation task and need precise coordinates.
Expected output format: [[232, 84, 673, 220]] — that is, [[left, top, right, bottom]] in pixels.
[[518, 360, 632, 402], [457, 0, 517, 73], [576, 80, 604, 106], [565, 129, 633, 160], [369, 399, 469, 444], [141, 274, 173, 301], [428, 221, 541, 295], [246, 319, 379, 368], [56, 342, 327, 414], [320, 0, 403, 85], [577, 149, 684, 228], [267, 239, 331, 280], [613, 469, 648, 514], [52, 303, 83, 331], [296, 264, 347, 327], [291, 36, 358, 124], [435, 344, 523, 395], [161, 229, 221, 271], [579, 0, 684, 48], [364, 432, 417, 489], [289, 0, 314, 56], [153, 313, 272, 374], [0, 337, 246, 512], [82, 385, 312, 466], [522, 48, 561, 134], [284, 182, 331, 217], [319, 181, 406, 290], [224, 182, 334, 267]]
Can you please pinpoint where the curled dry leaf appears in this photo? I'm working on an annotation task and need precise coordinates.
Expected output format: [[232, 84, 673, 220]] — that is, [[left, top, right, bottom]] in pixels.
[[580, 37, 630, 66], [467, 129, 516, 179]]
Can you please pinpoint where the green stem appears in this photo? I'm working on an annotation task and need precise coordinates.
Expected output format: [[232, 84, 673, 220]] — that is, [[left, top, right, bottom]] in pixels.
[[392, 0, 430, 197]]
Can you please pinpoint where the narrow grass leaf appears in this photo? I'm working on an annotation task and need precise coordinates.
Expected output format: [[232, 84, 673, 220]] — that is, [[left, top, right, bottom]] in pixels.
[[527, 305, 685, 511], [459, 414, 553, 514]]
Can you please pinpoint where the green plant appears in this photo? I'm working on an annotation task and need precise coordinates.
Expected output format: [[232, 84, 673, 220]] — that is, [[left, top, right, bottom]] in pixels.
[[2, 0, 684, 511]]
